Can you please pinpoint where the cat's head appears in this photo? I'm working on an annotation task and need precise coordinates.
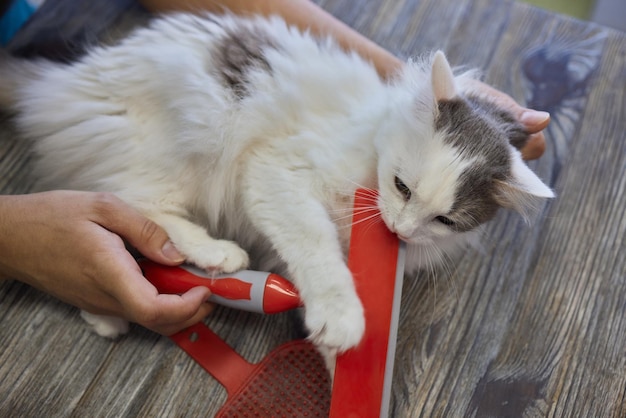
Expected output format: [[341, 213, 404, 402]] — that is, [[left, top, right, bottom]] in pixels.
[[375, 51, 553, 252]]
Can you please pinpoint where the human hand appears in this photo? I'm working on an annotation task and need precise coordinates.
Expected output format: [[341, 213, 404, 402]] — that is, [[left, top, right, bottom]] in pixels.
[[462, 79, 549, 160], [0, 191, 214, 336]]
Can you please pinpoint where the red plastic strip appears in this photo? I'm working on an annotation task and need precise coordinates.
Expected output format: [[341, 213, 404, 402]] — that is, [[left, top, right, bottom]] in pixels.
[[169, 323, 257, 396], [329, 189, 403, 418]]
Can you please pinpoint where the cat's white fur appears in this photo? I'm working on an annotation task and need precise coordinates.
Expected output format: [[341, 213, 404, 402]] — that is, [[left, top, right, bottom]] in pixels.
[[1, 14, 553, 350]]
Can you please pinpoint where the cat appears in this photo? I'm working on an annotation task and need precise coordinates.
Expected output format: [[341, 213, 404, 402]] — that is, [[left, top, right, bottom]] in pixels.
[[0, 12, 553, 352]]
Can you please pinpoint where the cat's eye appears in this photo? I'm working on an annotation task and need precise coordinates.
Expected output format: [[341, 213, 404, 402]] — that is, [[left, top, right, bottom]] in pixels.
[[435, 216, 455, 227], [394, 176, 411, 201]]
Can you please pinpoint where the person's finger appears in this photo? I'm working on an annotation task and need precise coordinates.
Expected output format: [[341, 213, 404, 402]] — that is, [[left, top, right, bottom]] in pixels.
[[462, 79, 550, 128], [157, 286, 214, 324], [521, 132, 547, 161], [132, 287, 214, 335], [520, 110, 551, 134], [158, 301, 215, 336], [112, 263, 212, 326], [89, 193, 184, 265], [91, 250, 214, 334], [518, 112, 548, 160], [461, 79, 548, 160]]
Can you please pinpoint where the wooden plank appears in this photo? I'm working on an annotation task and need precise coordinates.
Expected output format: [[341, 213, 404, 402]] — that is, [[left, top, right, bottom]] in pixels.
[[316, 0, 471, 57], [516, 33, 625, 418], [467, 18, 623, 418], [0, 282, 115, 416]]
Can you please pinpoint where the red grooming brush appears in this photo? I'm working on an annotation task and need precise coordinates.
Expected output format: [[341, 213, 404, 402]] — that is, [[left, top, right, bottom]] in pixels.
[[139, 260, 301, 314], [142, 266, 331, 417], [170, 324, 331, 417]]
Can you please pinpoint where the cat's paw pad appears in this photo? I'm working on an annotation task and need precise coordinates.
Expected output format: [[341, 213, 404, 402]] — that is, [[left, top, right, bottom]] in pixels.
[[186, 240, 249, 273], [80, 311, 129, 339], [305, 293, 365, 353]]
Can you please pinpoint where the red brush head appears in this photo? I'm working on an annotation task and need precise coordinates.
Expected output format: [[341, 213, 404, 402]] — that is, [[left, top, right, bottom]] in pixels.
[[262, 273, 302, 313], [216, 340, 331, 417]]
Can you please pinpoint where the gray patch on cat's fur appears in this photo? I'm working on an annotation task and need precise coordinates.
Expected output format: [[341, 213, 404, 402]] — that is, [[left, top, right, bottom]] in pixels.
[[466, 95, 530, 150], [214, 25, 277, 99], [435, 97, 527, 232]]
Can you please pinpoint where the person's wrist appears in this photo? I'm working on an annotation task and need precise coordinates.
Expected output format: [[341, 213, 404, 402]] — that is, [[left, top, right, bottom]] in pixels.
[[0, 195, 22, 280]]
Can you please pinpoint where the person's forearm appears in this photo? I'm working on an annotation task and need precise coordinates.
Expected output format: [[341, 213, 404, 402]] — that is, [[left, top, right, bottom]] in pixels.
[[0, 195, 26, 280], [139, 0, 403, 79]]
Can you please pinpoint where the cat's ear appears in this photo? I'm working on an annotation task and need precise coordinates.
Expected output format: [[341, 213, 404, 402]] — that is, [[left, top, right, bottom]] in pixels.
[[495, 151, 554, 219], [431, 50, 457, 102]]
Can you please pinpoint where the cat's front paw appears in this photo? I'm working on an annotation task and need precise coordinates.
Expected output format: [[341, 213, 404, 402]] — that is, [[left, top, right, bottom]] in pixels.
[[184, 239, 250, 273], [80, 311, 129, 339], [305, 289, 365, 353]]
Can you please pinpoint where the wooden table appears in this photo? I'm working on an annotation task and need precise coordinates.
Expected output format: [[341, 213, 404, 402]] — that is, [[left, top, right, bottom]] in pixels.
[[1, 0, 624, 416]]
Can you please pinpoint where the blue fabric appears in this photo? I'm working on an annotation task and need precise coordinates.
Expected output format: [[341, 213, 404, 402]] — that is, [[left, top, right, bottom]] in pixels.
[[0, 0, 35, 46]]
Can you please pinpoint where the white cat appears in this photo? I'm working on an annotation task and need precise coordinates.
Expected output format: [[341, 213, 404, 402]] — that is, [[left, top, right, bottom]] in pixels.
[[0, 13, 553, 351]]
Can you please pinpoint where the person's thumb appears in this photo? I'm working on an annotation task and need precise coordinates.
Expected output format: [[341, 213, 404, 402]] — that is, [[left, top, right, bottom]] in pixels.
[[91, 193, 185, 265]]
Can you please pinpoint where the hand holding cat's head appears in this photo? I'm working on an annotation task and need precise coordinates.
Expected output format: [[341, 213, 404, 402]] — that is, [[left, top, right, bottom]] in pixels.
[[376, 51, 553, 248]]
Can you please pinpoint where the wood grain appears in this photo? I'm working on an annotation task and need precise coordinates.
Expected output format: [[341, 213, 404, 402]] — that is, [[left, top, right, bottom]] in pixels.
[[0, 0, 624, 416]]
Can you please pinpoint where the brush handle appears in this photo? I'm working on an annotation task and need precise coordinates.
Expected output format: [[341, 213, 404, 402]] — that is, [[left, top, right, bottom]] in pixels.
[[139, 259, 302, 314]]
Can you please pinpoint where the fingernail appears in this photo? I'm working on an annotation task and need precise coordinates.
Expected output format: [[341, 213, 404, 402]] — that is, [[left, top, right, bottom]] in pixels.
[[162, 241, 185, 263], [521, 110, 550, 126]]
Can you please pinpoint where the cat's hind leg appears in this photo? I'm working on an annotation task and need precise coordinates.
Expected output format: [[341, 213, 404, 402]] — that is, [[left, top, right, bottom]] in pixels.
[[80, 311, 129, 339]]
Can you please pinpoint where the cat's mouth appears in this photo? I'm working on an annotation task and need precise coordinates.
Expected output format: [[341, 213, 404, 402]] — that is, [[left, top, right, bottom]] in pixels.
[[391, 228, 419, 244], [385, 223, 413, 243], [396, 233, 411, 242], [393, 231, 434, 246]]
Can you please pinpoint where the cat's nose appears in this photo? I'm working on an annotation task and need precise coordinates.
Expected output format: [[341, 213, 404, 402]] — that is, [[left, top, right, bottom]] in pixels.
[[392, 221, 417, 242], [394, 226, 416, 242]]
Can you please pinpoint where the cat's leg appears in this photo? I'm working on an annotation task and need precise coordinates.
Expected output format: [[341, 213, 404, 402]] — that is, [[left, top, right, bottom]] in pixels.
[[243, 170, 364, 352], [80, 311, 129, 339], [149, 212, 249, 273]]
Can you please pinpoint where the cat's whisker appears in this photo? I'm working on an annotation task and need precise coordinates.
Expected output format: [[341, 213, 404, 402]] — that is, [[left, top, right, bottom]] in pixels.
[[334, 209, 381, 231], [336, 205, 379, 217], [351, 211, 385, 237], [421, 246, 440, 323], [326, 207, 356, 216], [353, 206, 380, 214], [329, 179, 375, 199], [430, 244, 459, 303], [343, 178, 376, 194], [349, 211, 383, 229], [350, 205, 380, 214], [331, 203, 382, 229]]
